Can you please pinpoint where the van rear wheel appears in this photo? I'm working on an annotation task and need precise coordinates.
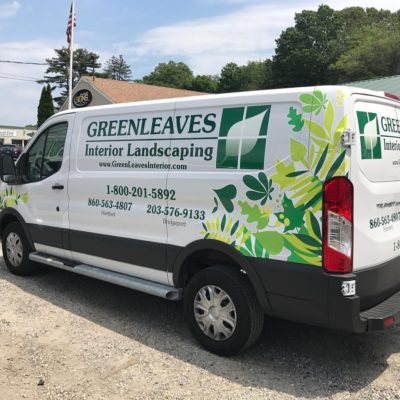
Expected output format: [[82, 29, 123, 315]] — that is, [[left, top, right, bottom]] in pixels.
[[2, 221, 37, 276], [184, 265, 264, 356]]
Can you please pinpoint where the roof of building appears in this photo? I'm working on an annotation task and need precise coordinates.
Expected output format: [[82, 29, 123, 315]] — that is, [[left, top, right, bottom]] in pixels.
[[0, 125, 35, 130], [347, 75, 400, 97], [81, 76, 205, 103]]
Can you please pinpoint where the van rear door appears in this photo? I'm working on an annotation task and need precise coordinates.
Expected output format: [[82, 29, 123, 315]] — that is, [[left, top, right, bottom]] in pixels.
[[352, 93, 400, 272]]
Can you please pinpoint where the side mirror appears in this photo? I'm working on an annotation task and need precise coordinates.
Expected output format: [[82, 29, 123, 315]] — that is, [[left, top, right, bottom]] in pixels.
[[0, 154, 17, 184]]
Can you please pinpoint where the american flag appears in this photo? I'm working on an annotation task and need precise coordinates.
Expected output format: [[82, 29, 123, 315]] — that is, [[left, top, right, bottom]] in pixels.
[[66, 1, 76, 47]]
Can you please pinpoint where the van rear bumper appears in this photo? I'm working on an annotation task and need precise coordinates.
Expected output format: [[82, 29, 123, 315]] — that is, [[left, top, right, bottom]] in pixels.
[[250, 256, 400, 333], [360, 290, 400, 330]]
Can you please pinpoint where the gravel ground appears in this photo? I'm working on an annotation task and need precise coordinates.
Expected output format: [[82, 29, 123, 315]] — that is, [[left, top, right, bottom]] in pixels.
[[1, 251, 400, 400]]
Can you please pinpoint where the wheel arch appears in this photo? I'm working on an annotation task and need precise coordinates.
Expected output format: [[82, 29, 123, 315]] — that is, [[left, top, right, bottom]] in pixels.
[[171, 239, 271, 313], [0, 208, 34, 249]]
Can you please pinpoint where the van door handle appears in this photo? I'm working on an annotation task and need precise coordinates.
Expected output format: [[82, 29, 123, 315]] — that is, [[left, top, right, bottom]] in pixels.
[[52, 184, 64, 190]]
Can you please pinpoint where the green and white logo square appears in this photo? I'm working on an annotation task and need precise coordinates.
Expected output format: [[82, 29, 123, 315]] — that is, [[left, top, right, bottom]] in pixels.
[[216, 105, 271, 169], [357, 111, 382, 160]]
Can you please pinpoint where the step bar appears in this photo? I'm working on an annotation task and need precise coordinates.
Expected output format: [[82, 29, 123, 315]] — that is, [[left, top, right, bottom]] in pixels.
[[29, 252, 182, 301]]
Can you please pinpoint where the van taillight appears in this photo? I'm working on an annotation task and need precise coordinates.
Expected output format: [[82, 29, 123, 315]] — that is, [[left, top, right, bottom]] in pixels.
[[323, 177, 353, 273]]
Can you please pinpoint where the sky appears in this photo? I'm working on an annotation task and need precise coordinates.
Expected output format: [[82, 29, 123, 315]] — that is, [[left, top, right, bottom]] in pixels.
[[0, 0, 399, 126]]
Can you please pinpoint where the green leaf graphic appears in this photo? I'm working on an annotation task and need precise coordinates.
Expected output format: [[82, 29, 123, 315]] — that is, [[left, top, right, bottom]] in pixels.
[[239, 200, 270, 230], [314, 144, 329, 176], [324, 102, 334, 133], [230, 220, 239, 235], [275, 194, 305, 232], [308, 212, 322, 241], [326, 150, 346, 180], [243, 175, 265, 193], [243, 173, 274, 205], [333, 115, 348, 146], [271, 161, 295, 189], [254, 231, 284, 255], [286, 170, 308, 178], [213, 184, 237, 213], [300, 90, 328, 115], [221, 215, 226, 231], [290, 138, 307, 165], [212, 197, 218, 213], [303, 119, 330, 141], [287, 106, 304, 132]]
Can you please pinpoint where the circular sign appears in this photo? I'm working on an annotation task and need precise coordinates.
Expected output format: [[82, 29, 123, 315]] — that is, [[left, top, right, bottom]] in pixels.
[[73, 89, 93, 108]]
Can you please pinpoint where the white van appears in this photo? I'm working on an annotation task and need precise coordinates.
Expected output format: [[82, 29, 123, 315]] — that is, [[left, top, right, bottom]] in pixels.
[[1, 86, 400, 355]]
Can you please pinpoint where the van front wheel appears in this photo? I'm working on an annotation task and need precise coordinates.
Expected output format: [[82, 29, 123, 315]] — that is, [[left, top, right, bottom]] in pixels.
[[2, 221, 37, 276], [184, 265, 264, 355]]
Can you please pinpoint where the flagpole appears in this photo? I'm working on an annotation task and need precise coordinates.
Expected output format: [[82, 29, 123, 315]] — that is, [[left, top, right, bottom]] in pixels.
[[68, 0, 75, 110]]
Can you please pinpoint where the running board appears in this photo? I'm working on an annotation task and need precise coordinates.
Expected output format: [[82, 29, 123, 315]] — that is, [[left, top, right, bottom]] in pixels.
[[29, 252, 182, 301]]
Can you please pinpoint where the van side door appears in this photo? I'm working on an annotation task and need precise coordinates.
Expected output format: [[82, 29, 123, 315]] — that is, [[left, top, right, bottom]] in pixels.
[[15, 117, 73, 259]]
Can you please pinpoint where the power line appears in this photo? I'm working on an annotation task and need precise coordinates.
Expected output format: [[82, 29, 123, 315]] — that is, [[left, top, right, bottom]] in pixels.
[[0, 71, 41, 80], [0, 60, 47, 66], [0, 75, 38, 82]]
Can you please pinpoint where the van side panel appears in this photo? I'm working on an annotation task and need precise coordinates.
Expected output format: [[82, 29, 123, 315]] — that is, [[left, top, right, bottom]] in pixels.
[[67, 103, 175, 285], [167, 88, 349, 273]]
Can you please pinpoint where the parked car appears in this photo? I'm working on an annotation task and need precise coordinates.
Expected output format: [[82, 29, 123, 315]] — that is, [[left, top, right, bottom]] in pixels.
[[0, 144, 23, 161]]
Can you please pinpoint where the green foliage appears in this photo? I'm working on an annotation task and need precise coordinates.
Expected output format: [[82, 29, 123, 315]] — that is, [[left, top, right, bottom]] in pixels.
[[272, 6, 400, 87], [243, 173, 274, 205], [274, 194, 305, 233], [103, 55, 132, 81], [218, 62, 246, 93], [238, 201, 270, 230], [0, 188, 28, 208], [242, 60, 273, 90], [330, 27, 400, 82], [300, 90, 328, 115], [287, 107, 304, 132], [200, 90, 348, 267], [216, 60, 273, 93], [213, 184, 237, 213], [290, 139, 307, 166], [191, 75, 218, 93], [39, 47, 101, 108], [254, 231, 284, 255], [37, 84, 55, 127], [142, 61, 194, 90], [272, 5, 342, 87]]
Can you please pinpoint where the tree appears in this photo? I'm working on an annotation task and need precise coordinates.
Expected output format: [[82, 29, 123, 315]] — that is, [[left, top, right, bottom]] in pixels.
[[271, 6, 399, 87], [272, 5, 342, 88], [39, 47, 101, 108], [37, 84, 54, 127], [191, 75, 218, 93], [103, 55, 132, 80], [331, 27, 400, 82], [218, 62, 247, 93], [242, 60, 273, 91], [142, 61, 194, 89]]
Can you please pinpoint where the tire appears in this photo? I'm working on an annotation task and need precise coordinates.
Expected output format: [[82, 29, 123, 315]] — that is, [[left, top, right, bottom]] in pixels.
[[184, 265, 264, 356], [2, 221, 37, 276]]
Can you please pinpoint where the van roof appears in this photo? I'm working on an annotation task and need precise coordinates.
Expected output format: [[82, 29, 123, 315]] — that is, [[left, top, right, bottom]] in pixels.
[[53, 85, 392, 119]]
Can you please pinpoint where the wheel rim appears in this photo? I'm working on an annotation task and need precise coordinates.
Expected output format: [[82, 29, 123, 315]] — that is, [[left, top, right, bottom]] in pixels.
[[193, 285, 237, 341], [6, 232, 23, 267]]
